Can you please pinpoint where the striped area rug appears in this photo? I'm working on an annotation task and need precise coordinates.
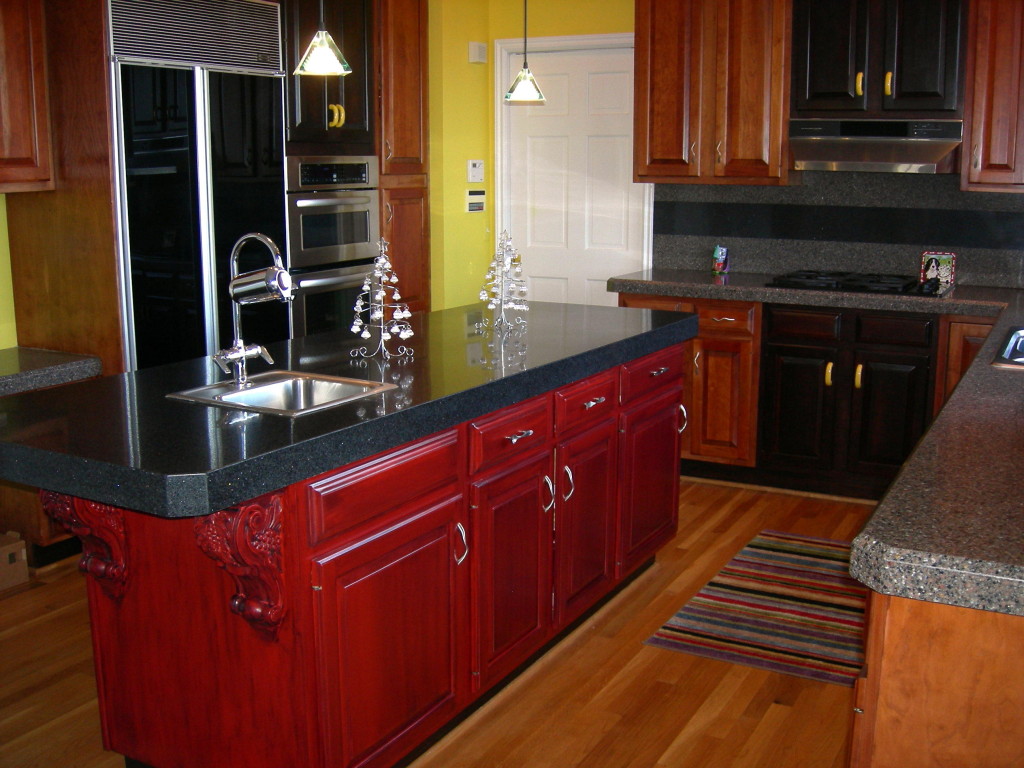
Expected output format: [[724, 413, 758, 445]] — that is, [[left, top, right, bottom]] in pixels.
[[645, 530, 868, 686]]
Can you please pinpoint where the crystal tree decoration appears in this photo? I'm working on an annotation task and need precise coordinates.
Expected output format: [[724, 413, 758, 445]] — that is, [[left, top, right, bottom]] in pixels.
[[350, 239, 414, 359], [479, 230, 528, 330]]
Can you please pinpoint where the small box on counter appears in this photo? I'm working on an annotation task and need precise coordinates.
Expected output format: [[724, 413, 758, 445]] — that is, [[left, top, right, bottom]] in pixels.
[[0, 531, 29, 591], [921, 251, 956, 290]]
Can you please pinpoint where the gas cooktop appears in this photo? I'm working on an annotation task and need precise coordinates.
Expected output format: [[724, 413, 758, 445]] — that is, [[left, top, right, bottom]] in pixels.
[[766, 270, 941, 295]]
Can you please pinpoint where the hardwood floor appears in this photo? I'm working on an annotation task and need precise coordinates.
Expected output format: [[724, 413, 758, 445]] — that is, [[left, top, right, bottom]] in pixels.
[[0, 479, 874, 768]]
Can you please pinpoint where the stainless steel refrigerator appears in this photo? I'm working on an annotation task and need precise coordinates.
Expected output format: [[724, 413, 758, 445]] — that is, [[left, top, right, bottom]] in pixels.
[[111, 0, 288, 370]]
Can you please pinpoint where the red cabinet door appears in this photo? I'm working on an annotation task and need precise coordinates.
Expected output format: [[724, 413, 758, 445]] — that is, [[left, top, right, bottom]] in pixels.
[[313, 492, 468, 768], [470, 452, 554, 692], [617, 388, 681, 577], [554, 419, 618, 626]]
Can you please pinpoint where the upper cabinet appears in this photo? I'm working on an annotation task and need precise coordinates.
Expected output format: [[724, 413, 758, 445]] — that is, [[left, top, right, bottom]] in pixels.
[[962, 0, 1024, 191], [792, 0, 965, 117], [377, 0, 428, 176], [633, 0, 791, 185], [0, 0, 53, 192], [283, 0, 374, 155]]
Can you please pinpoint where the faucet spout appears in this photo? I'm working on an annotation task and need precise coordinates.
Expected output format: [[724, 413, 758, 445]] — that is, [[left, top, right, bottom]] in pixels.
[[214, 233, 293, 387]]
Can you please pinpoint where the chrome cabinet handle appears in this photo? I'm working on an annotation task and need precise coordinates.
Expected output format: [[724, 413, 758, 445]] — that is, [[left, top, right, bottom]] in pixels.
[[562, 466, 575, 501], [454, 522, 468, 565], [583, 396, 606, 410], [650, 366, 670, 377], [710, 316, 736, 322], [384, 139, 393, 161], [507, 429, 534, 444], [694, 351, 701, 376], [973, 144, 980, 170], [385, 202, 394, 225], [679, 404, 688, 434], [715, 141, 723, 163], [542, 475, 555, 512], [689, 141, 696, 162]]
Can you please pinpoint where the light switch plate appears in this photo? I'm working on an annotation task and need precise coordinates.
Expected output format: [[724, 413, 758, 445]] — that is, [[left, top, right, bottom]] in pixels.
[[467, 159, 484, 183]]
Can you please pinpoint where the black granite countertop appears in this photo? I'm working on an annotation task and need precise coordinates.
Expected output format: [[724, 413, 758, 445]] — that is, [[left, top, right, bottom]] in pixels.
[[610, 269, 1024, 617], [0, 347, 102, 395], [0, 303, 697, 519]]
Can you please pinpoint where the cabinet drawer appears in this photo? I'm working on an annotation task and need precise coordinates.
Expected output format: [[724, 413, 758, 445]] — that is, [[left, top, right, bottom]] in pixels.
[[696, 301, 757, 336], [469, 395, 552, 475], [620, 346, 683, 405], [856, 314, 935, 348], [555, 370, 617, 434], [766, 307, 842, 341], [305, 430, 462, 546]]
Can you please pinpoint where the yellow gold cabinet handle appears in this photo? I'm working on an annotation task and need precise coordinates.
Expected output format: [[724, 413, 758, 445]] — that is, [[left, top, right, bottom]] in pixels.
[[327, 103, 345, 128], [825, 361, 834, 387], [855, 72, 864, 97], [855, 363, 864, 389], [884, 71, 893, 96]]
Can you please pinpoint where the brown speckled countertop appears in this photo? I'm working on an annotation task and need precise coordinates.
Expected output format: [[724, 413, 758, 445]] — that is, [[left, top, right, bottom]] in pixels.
[[610, 269, 1024, 617]]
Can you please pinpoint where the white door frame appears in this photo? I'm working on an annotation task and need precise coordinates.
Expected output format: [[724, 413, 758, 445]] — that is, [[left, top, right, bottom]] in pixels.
[[493, 33, 653, 270]]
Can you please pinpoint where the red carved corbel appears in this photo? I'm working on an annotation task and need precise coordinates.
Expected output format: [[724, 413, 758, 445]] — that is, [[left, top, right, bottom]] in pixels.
[[194, 494, 285, 634], [40, 491, 129, 600]]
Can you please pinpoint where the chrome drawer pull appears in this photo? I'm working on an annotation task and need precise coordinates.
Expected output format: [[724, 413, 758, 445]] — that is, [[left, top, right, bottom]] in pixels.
[[710, 316, 736, 322], [507, 429, 534, 445], [562, 466, 575, 501], [542, 475, 555, 512], [454, 522, 469, 565], [679, 404, 688, 434], [583, 396, 606, 410], [650, 366, 670, 377]]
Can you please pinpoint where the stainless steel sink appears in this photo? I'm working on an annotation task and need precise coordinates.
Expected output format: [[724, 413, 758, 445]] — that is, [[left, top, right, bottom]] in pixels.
[[168, 371, 397, 417], [992, 327, 1024, 369]]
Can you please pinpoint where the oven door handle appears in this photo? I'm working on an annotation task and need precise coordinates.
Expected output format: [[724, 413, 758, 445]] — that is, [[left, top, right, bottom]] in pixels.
[[295, 195, 376, 208], [294, 272, 367, 292]]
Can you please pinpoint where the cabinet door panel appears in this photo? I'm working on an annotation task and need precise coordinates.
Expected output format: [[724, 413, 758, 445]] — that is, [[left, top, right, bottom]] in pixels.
[[381, 185, 430, 312], [378, 0, 427, 174], [314, 493, 466, 768], [883, 0, 964, 112], [759, 343, 840, 471], [792, 0, 869, 111], [555, 420, 617, 626], [847, 349, 931, 474], [962, 0, 1024, 188], [618, 389, 681, 577], [633, 0, 704, 180], [470, 453, 553, 691], [691, 336, 755, 464], [714, 0, 789, 180]]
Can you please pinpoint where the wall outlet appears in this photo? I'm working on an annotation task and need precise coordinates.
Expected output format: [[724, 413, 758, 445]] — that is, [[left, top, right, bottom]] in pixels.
[[467, 159, 484, 183]]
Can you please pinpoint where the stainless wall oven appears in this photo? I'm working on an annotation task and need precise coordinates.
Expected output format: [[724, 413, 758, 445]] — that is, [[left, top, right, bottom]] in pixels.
[[286, 155, 379, 336]]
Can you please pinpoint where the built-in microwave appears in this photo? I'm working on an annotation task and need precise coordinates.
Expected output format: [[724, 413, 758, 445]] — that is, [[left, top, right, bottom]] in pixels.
[[285, 155, 380, 270]]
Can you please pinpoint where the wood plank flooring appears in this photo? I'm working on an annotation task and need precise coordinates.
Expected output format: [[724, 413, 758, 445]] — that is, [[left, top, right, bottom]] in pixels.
[[0, 480, 874, 768]]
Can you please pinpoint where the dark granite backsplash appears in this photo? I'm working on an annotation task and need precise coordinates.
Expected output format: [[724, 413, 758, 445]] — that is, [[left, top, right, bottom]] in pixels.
[[652, 171, 1024, 287]]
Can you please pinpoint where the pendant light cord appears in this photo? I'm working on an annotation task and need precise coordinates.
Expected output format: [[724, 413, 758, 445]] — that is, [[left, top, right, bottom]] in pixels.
[[318, 0, 325, 31], [522, 0, 529, 69]]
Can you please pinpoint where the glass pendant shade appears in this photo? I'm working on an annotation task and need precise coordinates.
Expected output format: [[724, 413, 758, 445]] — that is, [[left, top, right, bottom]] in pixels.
[[505, 67, 545, 103], [294, 29, 352, 76]]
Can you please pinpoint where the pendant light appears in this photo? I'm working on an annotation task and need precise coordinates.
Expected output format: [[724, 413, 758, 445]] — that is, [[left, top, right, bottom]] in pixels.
[[505, 0, 544, 103], [294, 0, 352, 76]]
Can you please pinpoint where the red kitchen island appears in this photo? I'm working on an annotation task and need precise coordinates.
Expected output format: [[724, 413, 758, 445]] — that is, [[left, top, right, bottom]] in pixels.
[[0, 302, 697, 768]]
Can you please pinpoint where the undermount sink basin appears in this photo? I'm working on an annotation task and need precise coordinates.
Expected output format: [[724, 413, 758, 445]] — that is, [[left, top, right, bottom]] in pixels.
[[992, 327, 1024, 369], [168, 371, 397, 417]]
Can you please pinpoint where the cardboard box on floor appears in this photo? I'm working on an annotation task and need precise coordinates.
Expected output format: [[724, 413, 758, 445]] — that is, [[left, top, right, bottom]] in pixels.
[[0, 531, 29, 591]]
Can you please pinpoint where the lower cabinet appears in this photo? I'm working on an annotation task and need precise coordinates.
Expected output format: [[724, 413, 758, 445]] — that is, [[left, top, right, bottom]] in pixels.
[[934, 314, 995, 412], [759, 305, 936, 495]]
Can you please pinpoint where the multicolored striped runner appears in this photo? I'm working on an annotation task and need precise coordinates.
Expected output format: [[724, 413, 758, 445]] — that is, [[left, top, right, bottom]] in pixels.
[[645, 530, 868, 686]]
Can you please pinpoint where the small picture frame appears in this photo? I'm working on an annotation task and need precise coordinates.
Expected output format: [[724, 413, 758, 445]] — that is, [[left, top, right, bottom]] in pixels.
[[921, 251, 956, 290]]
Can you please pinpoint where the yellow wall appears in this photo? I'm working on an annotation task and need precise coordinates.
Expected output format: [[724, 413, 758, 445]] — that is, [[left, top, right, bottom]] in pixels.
[[0, 197, 17, 348], [427, 0, 633, 310]]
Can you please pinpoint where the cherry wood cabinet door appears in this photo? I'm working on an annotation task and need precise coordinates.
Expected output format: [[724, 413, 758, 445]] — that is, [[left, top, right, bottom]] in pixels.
[[313, 492, 468, 768], [554, 419, 618, 627], [617, 388, 681, 577], [470, 452, 554, 692], [378, 0, 427, 175], [0, 0, 53, 191], [935, 316, 994, 410], [381, 184, 430, 312], [713, 0, 790, 181], [690, 335, 756, 464], [962, 0, 1024, 189], [633, 0, 705, 180]]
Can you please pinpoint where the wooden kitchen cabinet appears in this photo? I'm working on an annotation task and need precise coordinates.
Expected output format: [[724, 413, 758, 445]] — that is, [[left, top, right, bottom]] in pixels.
[[377, 0, 428, 177], [381, 184, 429, 312], [633, 0, 791, 184], [0, 0, 53, 192], [282, 0, 374, 154], [760, 305, 936, 497], [618, 293, 760, 467], [934, 314, 995, 411], [792, 0, 965, 116], [849, 592, 1024, 768], [961, 0, 1024, 190]]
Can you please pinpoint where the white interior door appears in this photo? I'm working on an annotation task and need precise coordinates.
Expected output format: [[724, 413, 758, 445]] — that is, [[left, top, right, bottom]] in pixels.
[[503, 43, 650, 306]]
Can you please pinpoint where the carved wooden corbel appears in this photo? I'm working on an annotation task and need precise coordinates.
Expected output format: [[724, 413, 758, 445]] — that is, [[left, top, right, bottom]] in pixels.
[[40, 491, 129, 600], [194, 494, 285, 634]]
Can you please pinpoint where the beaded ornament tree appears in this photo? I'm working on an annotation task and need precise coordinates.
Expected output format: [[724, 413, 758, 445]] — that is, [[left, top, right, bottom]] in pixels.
[[350, 239, 414, 359], [479, 230, 528, 330]]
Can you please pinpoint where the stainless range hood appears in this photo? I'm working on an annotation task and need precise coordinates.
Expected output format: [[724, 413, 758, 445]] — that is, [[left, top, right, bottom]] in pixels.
[[789, 119, 963, 173]]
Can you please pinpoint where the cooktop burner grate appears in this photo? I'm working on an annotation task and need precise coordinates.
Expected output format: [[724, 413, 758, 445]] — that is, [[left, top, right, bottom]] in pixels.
[[766, 271, 921, 294]]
